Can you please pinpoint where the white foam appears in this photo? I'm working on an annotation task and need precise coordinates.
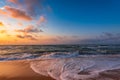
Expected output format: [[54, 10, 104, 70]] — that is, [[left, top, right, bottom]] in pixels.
[[30, 55, 120, 80], [0, 53, 36, 61], [39, 51, 79, 59]]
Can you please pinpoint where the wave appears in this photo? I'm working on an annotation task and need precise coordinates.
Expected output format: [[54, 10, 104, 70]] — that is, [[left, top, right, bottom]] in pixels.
[[0, 53, 39, 61], [0, 51, 80, 61], [39, 51, 79, 59], [30, 53, 120, 80]]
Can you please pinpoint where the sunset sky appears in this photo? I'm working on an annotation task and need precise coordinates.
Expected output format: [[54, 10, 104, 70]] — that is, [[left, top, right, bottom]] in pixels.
[[0, 0, 120, 45]]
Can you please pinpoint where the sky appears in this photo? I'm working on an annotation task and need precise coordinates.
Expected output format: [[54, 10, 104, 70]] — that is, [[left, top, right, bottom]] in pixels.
[[0, 0, 120, 45]]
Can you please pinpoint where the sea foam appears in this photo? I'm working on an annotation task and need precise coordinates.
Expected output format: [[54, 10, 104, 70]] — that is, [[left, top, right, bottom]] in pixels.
[[30, 52, 120, 80]]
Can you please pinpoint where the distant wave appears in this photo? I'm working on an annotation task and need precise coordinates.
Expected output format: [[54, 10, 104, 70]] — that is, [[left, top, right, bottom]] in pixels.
[[30, 53, 120, 80], [0, 53, 39, 61], [0, 51, 80, 61], [0, 51, 120, 61]]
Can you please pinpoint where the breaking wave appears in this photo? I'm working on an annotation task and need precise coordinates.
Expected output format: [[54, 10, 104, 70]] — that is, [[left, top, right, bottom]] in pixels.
[[30, 53, 120, 80]]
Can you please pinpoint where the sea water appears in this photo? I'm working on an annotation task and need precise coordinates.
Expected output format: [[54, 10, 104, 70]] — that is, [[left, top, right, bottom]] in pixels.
[[0, 45, 120, 80]]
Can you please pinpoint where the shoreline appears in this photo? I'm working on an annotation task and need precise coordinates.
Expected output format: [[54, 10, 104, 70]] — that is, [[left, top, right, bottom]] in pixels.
[[0, 59, 120, 80], [0, 60, 54, 80]]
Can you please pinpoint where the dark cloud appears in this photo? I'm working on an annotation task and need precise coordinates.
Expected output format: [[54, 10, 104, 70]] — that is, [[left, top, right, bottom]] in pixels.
[[16, 34, 37, 40], [15, 25, 43, 33], [78, 32, 120, 44], [15, 25, 43, 40]]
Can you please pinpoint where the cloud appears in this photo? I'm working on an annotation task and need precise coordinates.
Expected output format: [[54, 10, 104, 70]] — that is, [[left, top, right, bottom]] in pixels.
[[2, 0, 48, 25], [7, 0, 19, 4], [15, 25, 43, 33], [5, 6, 32, 21], [16, 34, 37, 40], [78, 32, 120, 44], [0, 30, 6, 33], [101, 32, 120, 40], [0, 22, 4, 27], [43, 35, 81, 44], [18, 22, 23, 26], [38, 16, 46, 24], [0, 9, 7, 15], [15, 25, 43, 40], [49, 33, 120, 44], [40, 16, 46, 23], [0, 6, 32, 21], [8, 0, 44, 16]]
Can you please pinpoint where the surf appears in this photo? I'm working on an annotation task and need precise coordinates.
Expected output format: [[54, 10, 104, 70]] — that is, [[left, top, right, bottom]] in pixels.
[[30, 53, 120, 80]]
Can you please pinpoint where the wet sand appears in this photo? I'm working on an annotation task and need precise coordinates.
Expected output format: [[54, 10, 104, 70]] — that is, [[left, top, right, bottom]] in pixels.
[[0, 60, 54, 80], [0, 60, 120, 80]]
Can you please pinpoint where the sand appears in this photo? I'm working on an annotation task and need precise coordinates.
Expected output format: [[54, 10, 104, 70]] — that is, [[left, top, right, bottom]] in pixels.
[[0, 60, 54, 80], [0, 60, 120, 80]]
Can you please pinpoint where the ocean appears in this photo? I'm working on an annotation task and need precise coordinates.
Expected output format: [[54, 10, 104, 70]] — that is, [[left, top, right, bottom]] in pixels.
[[0, 45, 120, 80]]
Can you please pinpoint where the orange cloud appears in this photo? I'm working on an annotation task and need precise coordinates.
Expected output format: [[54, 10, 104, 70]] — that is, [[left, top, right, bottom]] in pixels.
[[8, 0, 43, 16], [38, 16, 46, 24], [40, 16, 46, 22], [0, 6, 32, 21], [7, 0, 18, 4], [0, 30, 6, 33], [18, 22, 23, 26], [0, 22, 4, 27], [0, 9, 7, 15]]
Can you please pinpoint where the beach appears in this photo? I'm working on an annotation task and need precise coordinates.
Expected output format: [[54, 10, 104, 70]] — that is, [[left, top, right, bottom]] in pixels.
[[0, 58, 120, 80], [30, 57, 120, 80], [0, 60, 54, 80]]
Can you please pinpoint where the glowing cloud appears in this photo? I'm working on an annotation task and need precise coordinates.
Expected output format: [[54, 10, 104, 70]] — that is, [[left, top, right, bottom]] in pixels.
[[0, 30, 6, 33], [8, 0, 44, 16], [0, 22, 4, 27], [0, 6, 32, 21]]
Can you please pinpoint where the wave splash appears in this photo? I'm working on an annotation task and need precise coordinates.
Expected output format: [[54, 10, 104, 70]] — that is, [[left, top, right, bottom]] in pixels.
[[30, 52, 120, 80]]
